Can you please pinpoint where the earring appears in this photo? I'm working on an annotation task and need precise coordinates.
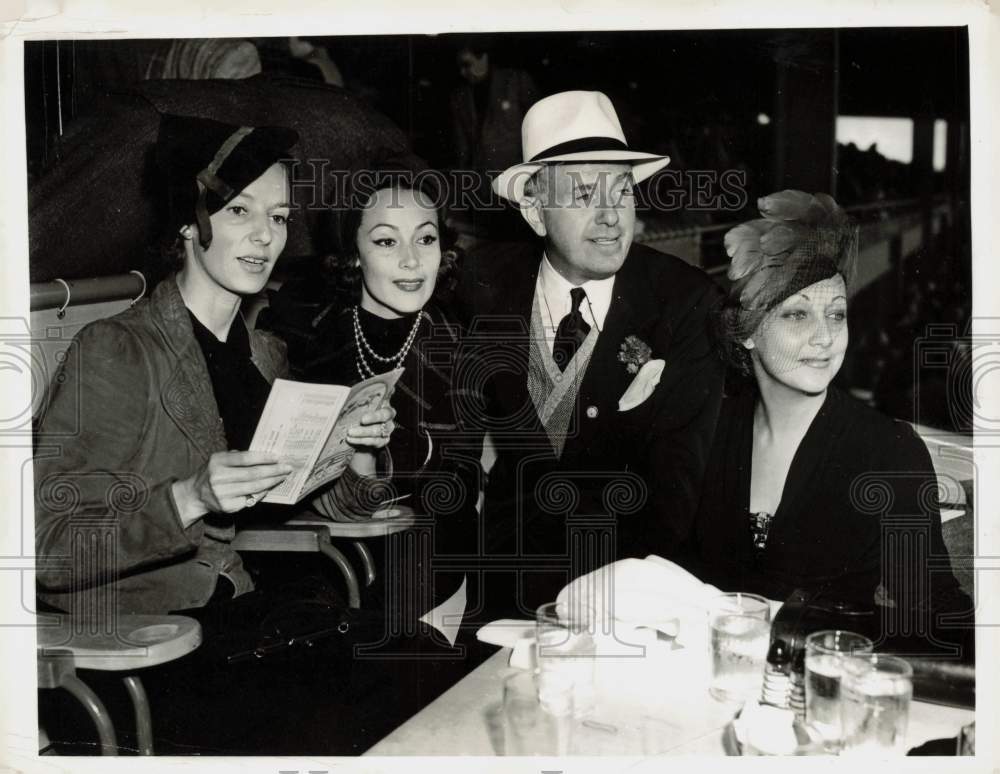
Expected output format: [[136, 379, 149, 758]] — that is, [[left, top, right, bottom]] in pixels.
[[742, 339, 755, 350], [179, 225, 194, 240]]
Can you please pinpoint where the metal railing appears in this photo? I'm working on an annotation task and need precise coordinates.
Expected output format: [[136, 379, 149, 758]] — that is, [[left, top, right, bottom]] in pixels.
[[30, 272, 147, 314]]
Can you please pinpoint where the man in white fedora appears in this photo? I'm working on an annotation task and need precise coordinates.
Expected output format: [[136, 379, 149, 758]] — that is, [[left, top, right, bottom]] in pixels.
[[456, 90, 725, 617]]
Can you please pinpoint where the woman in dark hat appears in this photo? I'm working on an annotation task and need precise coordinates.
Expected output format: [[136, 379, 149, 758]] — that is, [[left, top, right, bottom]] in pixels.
[[684, 190, 970, 652], [34, 113, 395, 617], [33, 114, 405, 754]]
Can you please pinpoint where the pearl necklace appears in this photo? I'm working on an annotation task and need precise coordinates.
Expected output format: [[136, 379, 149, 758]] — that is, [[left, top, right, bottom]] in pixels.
[[352, 305, 426, 379]]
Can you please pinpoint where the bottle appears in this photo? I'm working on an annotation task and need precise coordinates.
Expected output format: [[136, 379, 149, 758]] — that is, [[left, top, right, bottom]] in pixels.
[[760, 639, 792, 709]]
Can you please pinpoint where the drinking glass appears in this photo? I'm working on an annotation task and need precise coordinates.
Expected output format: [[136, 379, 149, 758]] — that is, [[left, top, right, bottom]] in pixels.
[[804, 629, 874, 752], [502, 670, 573, 755], [708, 592, 772, 704], [840, 654, 913, 756], [536, 600, 597, 718]]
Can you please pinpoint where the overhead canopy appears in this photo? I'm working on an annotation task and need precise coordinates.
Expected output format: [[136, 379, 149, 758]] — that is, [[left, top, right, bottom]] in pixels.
[[28, 74, 417, 283]]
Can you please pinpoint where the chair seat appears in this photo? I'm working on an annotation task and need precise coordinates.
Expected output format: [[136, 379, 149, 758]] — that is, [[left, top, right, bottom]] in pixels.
[[37, 615, 202, 671], [286, 510, 419, 539], [231, 510, 421, 608]]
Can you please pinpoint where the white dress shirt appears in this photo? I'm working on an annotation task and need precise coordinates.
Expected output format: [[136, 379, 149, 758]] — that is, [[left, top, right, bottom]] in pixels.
[[535, 253, 616, 354]]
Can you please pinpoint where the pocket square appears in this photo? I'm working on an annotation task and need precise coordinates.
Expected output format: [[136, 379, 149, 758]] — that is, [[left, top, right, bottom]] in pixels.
[[618, 358, 664, 412]]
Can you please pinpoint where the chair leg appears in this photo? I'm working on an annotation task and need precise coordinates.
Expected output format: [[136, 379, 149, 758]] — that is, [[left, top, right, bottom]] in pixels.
[[123, 675, 153, 755], [317, 535, 362, 608], [59, 674, 118, 755], [353, 540, 376, 587]]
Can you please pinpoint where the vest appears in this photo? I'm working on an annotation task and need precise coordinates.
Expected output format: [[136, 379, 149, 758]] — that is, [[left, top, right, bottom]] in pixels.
[[526, 290, 599, 457]]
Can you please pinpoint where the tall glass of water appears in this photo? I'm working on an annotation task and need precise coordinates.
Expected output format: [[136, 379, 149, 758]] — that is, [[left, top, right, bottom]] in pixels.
[[840, 654, 913, 756], [708, 592, 771, 704], [804, 629, 874, 752], [536, 601, 597, 718]]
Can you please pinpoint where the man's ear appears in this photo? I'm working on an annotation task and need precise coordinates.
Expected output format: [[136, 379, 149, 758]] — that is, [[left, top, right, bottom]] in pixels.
[[519, 196, 547, 238]]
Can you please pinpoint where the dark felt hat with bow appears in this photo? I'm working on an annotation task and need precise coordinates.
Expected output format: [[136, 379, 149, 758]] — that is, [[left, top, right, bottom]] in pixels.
[[156, 114, 299, 248]]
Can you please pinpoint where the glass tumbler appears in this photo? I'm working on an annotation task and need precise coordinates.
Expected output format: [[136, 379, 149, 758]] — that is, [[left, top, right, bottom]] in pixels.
[[803, 629, 874, 752], [708, 592, 772, 704], [503, 670, 573, 755], [536, 600, 597, 718], [840, 653, 913, 756]]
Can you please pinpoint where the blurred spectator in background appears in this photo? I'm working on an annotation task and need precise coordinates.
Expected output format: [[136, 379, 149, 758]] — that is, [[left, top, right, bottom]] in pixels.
[[448, 38, 539, 241], [287, 37, 345, 86], [254, 37, 347, 86], [449, 38, 538, 173], [835, 141, 912, 206]]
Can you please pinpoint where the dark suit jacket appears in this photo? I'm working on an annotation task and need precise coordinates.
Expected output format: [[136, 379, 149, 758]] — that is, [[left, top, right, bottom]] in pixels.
[[455, 241, 725, 612]]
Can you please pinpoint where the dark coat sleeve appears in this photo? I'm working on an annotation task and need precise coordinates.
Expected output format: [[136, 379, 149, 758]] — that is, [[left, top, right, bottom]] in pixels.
[[431, 364, 486, 554], [639, 271, 726, 556]]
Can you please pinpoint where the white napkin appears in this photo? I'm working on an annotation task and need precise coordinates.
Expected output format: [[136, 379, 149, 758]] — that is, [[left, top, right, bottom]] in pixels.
[[475, 619, 537, 669], [475, 618, 535, 648], [474, 557, 723, 669], [556, 556, 721, 648], [618, 359, 665, 412]]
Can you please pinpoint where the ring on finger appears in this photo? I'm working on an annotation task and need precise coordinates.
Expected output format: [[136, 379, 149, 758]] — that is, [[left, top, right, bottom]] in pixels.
[[245, 493, 258, 508], [380, 422, 391, 437]]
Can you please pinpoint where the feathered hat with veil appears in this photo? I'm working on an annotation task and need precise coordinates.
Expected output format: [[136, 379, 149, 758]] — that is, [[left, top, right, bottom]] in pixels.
[[717, 189, 859, 375]]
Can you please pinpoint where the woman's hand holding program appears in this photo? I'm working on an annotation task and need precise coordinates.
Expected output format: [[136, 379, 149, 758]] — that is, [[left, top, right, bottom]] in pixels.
[[171, 451, 293, 526], [347, 405, 396, 477]]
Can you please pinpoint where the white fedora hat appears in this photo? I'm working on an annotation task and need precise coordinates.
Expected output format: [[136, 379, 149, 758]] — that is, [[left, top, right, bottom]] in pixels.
[[492, 90, 670, 203]]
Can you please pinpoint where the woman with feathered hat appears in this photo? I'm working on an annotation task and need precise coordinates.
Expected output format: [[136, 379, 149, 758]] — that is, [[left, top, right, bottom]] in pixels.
[[684, 190, 970, 651]]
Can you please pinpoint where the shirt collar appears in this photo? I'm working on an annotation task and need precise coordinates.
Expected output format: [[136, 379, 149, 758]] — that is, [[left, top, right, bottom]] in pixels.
[[537, 253, 616, 331]]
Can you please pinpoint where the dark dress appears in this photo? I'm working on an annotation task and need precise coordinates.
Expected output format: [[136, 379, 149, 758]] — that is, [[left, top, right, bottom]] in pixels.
[[297, 302, 485, 634], [685, 384, 972, 654], [300, 303, 482, 578], [294, 303, 492, 740]]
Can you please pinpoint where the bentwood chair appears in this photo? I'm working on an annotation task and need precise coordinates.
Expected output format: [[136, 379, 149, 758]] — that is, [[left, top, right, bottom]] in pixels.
[[37, 614, 201, 755], [231, 508, 417, 609]]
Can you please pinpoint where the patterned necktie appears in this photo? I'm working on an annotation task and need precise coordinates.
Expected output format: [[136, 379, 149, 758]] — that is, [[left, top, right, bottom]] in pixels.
[[553, 287, 591, 371]]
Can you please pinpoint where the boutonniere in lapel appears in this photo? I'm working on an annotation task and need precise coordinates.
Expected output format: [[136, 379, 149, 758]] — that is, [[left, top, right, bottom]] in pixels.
[[617, 335, 665, 412]]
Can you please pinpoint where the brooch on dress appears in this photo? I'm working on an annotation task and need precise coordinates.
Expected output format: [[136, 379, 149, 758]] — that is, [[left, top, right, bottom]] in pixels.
[[750, 511, 773, 552]]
